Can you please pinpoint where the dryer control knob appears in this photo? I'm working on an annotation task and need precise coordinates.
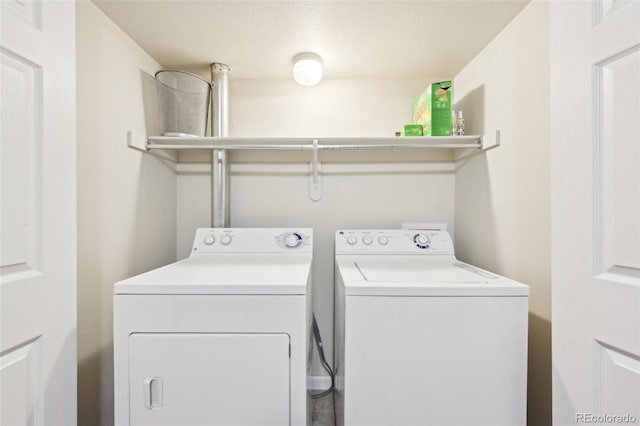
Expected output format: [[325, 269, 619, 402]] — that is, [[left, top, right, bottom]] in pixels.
[[346, 236, 358, 246], [204, 235, 215, 245], [220, 235, 232, 245], [378, 236, 389, 245], [362, 236, 373, 245], [284, 233, 303, 248], [414, 233, 431, 248]]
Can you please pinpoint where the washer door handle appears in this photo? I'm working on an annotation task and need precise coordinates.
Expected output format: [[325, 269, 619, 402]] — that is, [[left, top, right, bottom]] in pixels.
[[143, 377, 163, 409]]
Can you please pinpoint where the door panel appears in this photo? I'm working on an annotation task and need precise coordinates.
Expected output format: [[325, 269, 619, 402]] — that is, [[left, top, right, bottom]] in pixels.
[[595, 342, 640, 416], [0, 339, 41, 426], [551, 0, 640, 423], [0, 50, 41, 274], [0, 0, 76, 424], [129, 333, 290, 426], [596, 47, 640, 279], [0, 19, 45, 426], [1, 0, 41, 28]]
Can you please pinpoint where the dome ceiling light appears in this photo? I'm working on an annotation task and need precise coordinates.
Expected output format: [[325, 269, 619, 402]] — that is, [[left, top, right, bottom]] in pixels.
[[292, 52, 323, 86]]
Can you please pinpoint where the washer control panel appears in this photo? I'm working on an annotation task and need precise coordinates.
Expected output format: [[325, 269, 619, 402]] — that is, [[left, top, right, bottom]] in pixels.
[[191, 228, 313, 254], [335, 229, 454, 255]]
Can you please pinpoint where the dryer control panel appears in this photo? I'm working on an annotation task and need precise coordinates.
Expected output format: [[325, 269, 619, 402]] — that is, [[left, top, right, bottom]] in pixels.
[[335, 229, 454, 255], [191, 228, 313, 254]]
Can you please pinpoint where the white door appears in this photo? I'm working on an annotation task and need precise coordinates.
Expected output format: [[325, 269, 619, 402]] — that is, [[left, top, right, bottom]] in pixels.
[[128, 333, 290, 426], [0, 1, 77, 425], [551, 1, 640, 424]]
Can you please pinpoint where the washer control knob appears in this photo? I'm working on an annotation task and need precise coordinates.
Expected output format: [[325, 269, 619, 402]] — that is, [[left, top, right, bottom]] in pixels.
[[220, 235, 232, 245], [284, 233, 303, 248], [362, 235, 373, 245], [203, 235, 215, 245], [378, 236, 389, 245], [346, 235, 358, 246]]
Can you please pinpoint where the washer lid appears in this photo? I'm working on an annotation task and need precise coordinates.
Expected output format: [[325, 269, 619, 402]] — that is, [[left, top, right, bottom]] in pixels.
[[114, 254, 311, 295], [356, 258, 490, 283], [338, 256, 529, 296]]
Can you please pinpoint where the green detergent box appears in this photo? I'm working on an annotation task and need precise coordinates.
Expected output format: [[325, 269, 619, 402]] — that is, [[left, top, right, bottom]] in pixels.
[[412, 81, 452, 136], [402, 124, 423, 136]]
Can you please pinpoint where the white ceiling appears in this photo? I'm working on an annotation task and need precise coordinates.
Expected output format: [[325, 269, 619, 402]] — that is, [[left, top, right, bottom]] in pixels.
[[93, 0, 530, 80]]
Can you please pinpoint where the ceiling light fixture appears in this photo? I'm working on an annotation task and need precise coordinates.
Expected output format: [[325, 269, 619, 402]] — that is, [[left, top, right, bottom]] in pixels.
[[293, 52, 323, 86]]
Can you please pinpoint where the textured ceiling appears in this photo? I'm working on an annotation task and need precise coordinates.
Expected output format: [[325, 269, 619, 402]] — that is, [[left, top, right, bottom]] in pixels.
[[93, 0, 530, 80]]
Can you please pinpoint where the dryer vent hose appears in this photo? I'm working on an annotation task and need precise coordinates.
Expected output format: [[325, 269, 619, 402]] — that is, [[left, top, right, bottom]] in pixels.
[[311, 313, 334, 399]]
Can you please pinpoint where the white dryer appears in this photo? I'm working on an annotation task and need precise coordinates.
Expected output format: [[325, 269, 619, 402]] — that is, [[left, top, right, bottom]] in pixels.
[[114, 228, 313, 426], [334, 229, 529, 426]]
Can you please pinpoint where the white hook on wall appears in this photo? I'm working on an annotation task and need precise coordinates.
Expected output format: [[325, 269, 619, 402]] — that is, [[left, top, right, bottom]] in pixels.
[[309, 139, 322, 201]]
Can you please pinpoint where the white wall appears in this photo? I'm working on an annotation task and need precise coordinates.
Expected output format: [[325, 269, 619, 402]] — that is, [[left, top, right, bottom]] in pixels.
[[76, 2, 176, 425], [176, 77, 457, 375], [452, 2, 551, 425]]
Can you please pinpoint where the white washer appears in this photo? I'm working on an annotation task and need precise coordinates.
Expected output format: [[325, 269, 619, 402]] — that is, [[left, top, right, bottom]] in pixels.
[[334, 229, 529, 426], [114, 228, 313, 426]]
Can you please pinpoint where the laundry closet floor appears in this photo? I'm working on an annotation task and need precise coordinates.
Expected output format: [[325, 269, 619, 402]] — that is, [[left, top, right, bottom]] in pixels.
[[312, 395, 335, 426]]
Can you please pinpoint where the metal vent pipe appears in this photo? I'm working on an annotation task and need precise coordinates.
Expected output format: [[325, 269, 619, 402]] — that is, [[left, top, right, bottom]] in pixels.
[[210, 63, 230, 227]]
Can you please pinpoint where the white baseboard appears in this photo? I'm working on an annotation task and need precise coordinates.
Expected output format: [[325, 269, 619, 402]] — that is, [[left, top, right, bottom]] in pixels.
[[307, 375, 332, 390]]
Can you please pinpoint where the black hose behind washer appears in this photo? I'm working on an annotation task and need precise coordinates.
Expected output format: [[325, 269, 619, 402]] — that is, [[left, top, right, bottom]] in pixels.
[[311, 313, 334, 399]]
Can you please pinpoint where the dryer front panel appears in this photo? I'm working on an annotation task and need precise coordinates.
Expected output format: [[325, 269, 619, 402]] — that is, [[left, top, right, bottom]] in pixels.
[[128, 333, 290, 426]]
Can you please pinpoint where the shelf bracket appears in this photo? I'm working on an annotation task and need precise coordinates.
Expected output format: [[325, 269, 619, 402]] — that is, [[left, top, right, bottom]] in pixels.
[[309, 139, 322, 201], [127, 130, 148, 152], [127, 131, 177, 163], [480, 129, 501, 151]]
